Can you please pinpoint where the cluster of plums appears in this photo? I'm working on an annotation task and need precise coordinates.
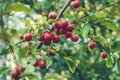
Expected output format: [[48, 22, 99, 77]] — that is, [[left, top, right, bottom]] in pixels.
[[88, 41, 108, 58], [12, 0, 81, 79], [34, 48, 55, 69], [12, 66, 24, 79]]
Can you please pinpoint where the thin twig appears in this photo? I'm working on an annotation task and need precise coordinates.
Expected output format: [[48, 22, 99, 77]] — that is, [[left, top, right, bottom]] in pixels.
[[7, 35, 37, 50], [80, 1, 120, 20], [9, 46, 19, 66], [96, 1, 120, 11], [56, 0, 72, 20]]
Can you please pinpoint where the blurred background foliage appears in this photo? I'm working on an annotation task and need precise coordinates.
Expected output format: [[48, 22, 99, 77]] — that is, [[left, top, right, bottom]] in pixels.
[[0, 0, 120, 80]]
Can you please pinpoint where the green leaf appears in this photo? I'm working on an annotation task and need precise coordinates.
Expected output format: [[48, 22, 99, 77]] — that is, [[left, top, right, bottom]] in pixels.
[[95, 11, 106, 19], [43, 73, 63, 80], [48, 19, 56, 24], [112, 60, 118, 73], [64, 57, 76, 73], [21, 73, 38, 80], [0, 48, 9, 55], [0, 67, 11, 75], [93, 35, 106, 46], [106, 56, 114, 68], [44, 56, 52, 69], [24, 64, 35, 74], [101, 18, 117, 31], [80, 25, 91, 39], [5, 3, 30, 13], [17, 48, 27, 59], [112, 51, 119, 59], [28, 56, 36, 65]]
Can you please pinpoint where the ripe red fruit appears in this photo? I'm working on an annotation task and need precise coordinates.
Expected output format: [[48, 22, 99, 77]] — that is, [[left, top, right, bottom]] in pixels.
[[101, 52, 108, 58], [55, 29, 61, 35], [65, 31, 72, 38], [67, 24, 74, 32], [39, 33, 44, 41], [48, 48, 55, 56], [53, 35, 60, 43], [12, 70, 19, 79], [54, 21, 61, 29], [71, 35, 79, 42], [60, 20, 68, 29], [44, 33, 53, 42], [16, 66, 24, 74], [88, 41, 96, 49], [24, 33, 32, 41], [48, 12, 57, 19], [44, 41, 51, 46], [39, 60, 46, 69], [34, 59, 39, 67], [71, 0, 80, 8], [60, 28, 67, 34], [27, 50, 32, 55]]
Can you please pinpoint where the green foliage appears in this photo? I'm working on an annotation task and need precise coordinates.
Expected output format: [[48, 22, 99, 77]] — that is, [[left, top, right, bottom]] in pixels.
[[0, 0, 120, 80], [5, 2, 30, 13], [106, 56, 114, 68], [43, 73, 63, 80], [100, 18, 117, 31], [43, 56, 52, 69], [80, 25, 91, 39], [0, 67, 11, 75], [64, 57, 76, 73]]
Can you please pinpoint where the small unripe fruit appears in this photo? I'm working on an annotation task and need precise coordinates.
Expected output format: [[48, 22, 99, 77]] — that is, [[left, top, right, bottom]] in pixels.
[[65, 31, 72, 38], [12, 70, 19, 79], [88, 41, 96, 49], [101, 52, 108, 58], [71, 35, 79, 42], [71, 0, 80, 8], [67, 24, 74, 32], [53, 35, 60, 43], [48, 12, 57, 19], [24, 33, 32, 41], [27, 50, 32, 55], [39, 60, 46, 69], [34, 59, 39, 67]]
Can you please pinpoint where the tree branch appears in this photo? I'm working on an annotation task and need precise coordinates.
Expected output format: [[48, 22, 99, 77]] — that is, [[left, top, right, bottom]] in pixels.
[[80, 1, 120, 20], [96, 1, 120, 11], [56, 0, 72, 20], [7, 35, 37, 50]]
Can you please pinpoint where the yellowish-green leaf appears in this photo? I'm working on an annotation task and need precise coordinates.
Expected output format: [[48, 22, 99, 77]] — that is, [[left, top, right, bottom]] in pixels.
[[101, 18, 117, 31], [5, 3, 30, 13], [106, 56, 114, 68], [93, 35, 106, 46], [81, 25, 91, 39], [95, 11, 106, 19], [43, 73, 63, 80], [64, 57, 76, 73]]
